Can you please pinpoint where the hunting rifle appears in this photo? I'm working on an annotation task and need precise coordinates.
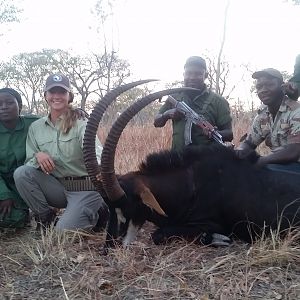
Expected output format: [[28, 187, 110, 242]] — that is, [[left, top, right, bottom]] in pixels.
[[166, 95, 226, 146]]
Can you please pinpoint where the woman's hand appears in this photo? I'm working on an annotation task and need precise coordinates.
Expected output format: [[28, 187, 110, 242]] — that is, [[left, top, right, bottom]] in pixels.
[[35, 152, 55, 174]]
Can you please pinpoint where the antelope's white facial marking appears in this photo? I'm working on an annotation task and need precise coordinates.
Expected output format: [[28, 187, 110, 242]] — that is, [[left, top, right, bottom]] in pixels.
[[122, 220, 139, 246], [115, 208, 126, 227]]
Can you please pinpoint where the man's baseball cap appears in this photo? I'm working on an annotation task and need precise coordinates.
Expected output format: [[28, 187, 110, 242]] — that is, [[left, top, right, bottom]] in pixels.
[[252, 68, 283, 82], [184, 56, 207, 70], [44, 73, 71, 92]]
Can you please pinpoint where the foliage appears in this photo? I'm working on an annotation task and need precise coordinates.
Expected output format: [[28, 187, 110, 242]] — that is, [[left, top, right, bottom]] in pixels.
[[44, 49, 131, 109], [0, 0, 21, 24], [0, 52, 51, 114], [0, 49, 131, 114]]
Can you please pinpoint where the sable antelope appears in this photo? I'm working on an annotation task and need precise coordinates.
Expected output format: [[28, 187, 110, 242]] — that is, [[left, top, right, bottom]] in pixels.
[[84, 83, 300, 250]]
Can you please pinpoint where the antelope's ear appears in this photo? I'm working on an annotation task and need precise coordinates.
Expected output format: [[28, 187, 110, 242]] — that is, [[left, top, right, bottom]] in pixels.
[[140, 188, 167, 217], [135, 180, 167, 217]]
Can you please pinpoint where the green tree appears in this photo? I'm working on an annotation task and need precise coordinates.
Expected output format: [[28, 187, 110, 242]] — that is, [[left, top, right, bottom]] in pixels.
[[43, 49, 130, 109], [0, 51, 51, 114], [0, 49, 131, 113]]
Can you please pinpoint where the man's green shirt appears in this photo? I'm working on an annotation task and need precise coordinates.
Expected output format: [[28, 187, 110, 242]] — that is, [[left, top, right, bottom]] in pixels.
[[159, 87, 232, 151], [0, 115, 39, 202]]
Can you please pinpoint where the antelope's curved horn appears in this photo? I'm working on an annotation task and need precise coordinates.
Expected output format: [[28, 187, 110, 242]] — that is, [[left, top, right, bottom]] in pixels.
[[83, 80, 157, 195], [100, 87, 196, 201]]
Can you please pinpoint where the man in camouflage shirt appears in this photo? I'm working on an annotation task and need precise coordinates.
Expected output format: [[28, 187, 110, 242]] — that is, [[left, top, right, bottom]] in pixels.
[[237, 68, 300, 173]]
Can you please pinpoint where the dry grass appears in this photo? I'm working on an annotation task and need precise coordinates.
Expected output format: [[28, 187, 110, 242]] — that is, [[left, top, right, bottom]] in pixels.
[[1, 117, 298, 300], [1, 224, 300, 299], [98, 122, 172, 174]]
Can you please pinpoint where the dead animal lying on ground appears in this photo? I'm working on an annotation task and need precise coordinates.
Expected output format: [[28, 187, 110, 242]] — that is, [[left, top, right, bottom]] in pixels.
[[83, 82, 300, 251]]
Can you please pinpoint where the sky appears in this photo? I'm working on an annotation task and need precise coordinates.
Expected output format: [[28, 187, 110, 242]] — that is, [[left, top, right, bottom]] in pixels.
[[1, 0, 300, 109]]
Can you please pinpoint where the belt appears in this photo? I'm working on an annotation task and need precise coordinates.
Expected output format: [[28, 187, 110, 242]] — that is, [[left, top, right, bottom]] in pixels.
[[59, 176, 95, 191], [63, 176, 90, 181]]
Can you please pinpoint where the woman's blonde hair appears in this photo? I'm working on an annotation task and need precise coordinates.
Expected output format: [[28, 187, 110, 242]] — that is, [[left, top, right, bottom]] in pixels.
[[61, 104, 78, 134], [61, 92, 78, 134]]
